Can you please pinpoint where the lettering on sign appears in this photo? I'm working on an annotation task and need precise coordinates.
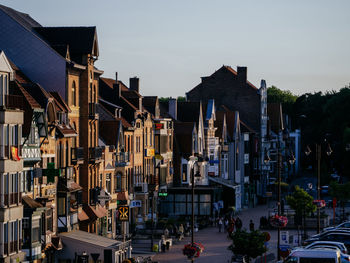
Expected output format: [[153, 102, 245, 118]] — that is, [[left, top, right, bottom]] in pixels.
[[118, 206, 129, 221]]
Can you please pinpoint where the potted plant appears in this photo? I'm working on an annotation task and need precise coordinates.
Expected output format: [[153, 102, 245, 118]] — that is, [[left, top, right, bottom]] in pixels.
[[183, 242, 204, 259]]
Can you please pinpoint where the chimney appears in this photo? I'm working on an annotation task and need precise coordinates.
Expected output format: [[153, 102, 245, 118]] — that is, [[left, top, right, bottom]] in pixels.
[[237, 66, 247, 85], [113, 72, 121, 99], [129, 77, 139, 93], [168, 98, 177, 120]]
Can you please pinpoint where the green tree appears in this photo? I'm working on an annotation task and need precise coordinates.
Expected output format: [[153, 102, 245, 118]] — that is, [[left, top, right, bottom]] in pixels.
[[267, 86, 297, 118], [286, 186, 316, 231], [330, 181, 350, 220], [228, 230, 266, 263]]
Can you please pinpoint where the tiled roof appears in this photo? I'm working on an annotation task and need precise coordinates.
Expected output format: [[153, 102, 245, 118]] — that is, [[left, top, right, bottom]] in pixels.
[[56, 124, 77, 138], [34, 27, 97, 56], [50, 92, 71, 113], [99, 120, 121, 146], [0, 4, 41, 31]]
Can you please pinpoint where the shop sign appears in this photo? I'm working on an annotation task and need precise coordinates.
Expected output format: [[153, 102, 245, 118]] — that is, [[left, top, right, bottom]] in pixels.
[[118, 206, 129, 221], [130, 200, 142, 208]]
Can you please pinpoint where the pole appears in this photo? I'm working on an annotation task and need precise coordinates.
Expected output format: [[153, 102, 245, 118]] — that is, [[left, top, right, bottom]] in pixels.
[[191, 165, 195, 263], [317, 144, 321, 234], [150, 193, 154, 251], [277, 148, 281, 261]]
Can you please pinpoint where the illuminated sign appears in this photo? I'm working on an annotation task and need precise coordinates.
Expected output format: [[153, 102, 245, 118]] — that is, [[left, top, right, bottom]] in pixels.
[[145, 148, 155, 157], [118, 206, 129, 221], [158, 192, 168, 197]]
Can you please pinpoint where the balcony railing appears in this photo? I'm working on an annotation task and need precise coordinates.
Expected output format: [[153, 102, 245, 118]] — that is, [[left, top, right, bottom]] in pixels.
[[116, 152, 130, 166], [71, 147, 84, 163], [88, 103, 99, 119], [89, 147, 103, 161], [0, 94, 24, 110]]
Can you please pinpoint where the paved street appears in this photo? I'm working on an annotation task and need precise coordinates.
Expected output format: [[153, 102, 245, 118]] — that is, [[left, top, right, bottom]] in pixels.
[[152, 204, 320, 263], [153, 226, 232, 263]]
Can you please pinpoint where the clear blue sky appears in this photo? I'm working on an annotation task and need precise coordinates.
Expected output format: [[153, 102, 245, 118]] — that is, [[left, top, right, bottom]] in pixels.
[[2, 0, 350, 97]]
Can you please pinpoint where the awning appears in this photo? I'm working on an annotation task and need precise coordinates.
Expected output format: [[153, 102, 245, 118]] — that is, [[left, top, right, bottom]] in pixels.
[[83, 205, 108, 221], [67, 182, 82, 192], [208, 176, 239, 190], [22, 195, 44, 209], [78, 209, 89, 221], [117, 191, 128, 201]]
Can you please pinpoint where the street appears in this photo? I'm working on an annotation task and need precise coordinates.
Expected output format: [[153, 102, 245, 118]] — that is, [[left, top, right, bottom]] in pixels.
[[152, 204, 321, 263]]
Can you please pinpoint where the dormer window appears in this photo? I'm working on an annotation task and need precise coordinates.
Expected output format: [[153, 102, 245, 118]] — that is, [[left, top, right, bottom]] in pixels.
[[0, 72, 9, 107], [58, 112, 67, 124]]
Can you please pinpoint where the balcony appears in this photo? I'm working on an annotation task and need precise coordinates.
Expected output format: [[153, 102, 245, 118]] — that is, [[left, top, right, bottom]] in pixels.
[[71, 147, 84, 164], [88, 103, 99, 120], [0, 94, 24, 110], [116, 152, 130, 167], [134, 182, 148, 193], [89, 147, 103, 162]]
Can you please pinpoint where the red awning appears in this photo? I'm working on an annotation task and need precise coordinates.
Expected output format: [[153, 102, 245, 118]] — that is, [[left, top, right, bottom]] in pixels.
[[78, 210, 89, 221]]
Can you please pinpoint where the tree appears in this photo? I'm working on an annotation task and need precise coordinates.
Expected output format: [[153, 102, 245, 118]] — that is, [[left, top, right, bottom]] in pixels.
[[228, 230, 266, 263], [267, 86, 297, 118], [286, 186, 316, 233], [330, 181, 350, 220]]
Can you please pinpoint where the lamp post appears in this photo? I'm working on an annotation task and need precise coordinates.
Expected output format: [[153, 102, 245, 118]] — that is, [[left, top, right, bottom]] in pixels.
[[305, 143, 332, 234]]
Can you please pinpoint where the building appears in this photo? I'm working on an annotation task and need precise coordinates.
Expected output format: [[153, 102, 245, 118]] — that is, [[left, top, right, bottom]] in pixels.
[[0, 50, 26, 263]]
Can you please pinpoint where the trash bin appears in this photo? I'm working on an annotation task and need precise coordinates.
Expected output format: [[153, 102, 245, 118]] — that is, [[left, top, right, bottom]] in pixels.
[[161, 243, 166, 252], [166, 241, 170, 250], [153, 244, 159, 252]]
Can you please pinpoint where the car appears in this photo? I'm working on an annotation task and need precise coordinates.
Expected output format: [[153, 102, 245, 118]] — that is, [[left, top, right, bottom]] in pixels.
[[304, 230, 350, 245], [280, 248, 341, 263], [321, 185, 329, 195], [304, 231, 350, 248], [308, 247, 350, 263], [325, 222, 350, 232], [305, 241, 348, 254]]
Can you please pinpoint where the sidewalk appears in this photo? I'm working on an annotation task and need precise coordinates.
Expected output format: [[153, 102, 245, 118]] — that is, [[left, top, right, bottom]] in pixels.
[[153, 227, 232, 263]]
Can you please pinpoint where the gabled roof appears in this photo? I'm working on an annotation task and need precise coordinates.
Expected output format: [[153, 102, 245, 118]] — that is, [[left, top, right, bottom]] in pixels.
[[143, 96, 158, 117], [177, 101, 201, 123], [50, 91, 71, 113], [99, 120, 122, 146], [187, 65, 258, 96], [174, 121, 196, 155], [0, 4, 41, 31], [34, 26, 98, 57], [268, 103, 284, 134]]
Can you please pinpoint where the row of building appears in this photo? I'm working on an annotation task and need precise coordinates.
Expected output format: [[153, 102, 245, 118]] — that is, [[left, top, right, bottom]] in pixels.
[[0, 4, 300, 263]]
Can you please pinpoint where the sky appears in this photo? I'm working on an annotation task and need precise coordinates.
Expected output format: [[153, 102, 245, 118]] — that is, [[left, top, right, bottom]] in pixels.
[[1, 0, 350, 97]]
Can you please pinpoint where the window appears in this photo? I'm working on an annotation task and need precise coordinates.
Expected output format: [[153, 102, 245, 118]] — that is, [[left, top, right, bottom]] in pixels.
[[58, 197, 65, 216], [106, 173, 111, 193], [46, 209, 53, 232], [182, 164, 187, 182], [145, 128, 148, 146], [71, 81, 77, 106], [114, 172, 122, 192]]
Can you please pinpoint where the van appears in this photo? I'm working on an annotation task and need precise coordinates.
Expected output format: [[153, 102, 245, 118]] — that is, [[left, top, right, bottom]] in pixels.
[[281, 248, 341, 263]]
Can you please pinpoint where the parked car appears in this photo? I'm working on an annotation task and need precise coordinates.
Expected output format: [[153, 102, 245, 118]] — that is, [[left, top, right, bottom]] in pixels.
[[325, 222, 350, 232], [308, 247, 350, 263], [308, 232, 350, 251], [304, 230, 350, 245], [321, 186, 329, 195], [279, 248, 341, 263], [305, 241, 348, 254]]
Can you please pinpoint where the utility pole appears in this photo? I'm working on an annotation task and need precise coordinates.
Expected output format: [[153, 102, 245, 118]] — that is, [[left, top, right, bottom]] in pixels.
[[191, 165, 195, 263], [277, 147, 281, 261], [317, 144, 321, 234]]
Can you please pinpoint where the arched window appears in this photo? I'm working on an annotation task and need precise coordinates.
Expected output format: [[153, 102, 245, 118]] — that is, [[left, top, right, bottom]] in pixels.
[[72, 81, 77, 106]]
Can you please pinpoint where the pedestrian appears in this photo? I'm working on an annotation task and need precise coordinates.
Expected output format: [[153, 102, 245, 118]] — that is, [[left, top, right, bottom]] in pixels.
[[224, 218, 229, 232], [230, 217, 236, 231], [164, 227, 169, 238], [235, 217, 242, 230], [249, 220, 254, 232], [218, 217, 223, 232], [179, 224, 184, 239]]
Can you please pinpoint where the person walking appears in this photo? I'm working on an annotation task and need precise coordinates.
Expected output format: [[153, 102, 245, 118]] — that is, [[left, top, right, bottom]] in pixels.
[[224, 218, 229, 232], [218, 217, 223, 232], [249, 220, 255, 232], [235, 217, 242, 230]]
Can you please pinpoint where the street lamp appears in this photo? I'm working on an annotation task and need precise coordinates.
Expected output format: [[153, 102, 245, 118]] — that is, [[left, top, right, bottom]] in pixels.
[[304, 142, 332, 234]]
